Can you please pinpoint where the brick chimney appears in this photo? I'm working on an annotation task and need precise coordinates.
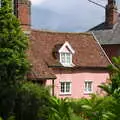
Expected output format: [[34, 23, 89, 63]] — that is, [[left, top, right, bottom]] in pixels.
[[105, 0, 118, 28], [14, 0, 31, 34]]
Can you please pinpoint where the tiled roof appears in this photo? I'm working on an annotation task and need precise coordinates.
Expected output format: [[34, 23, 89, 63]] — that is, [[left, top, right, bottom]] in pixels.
[[27, 42, 56, 80], [28, 29, 110, 80], [89, 17, 120, 45]]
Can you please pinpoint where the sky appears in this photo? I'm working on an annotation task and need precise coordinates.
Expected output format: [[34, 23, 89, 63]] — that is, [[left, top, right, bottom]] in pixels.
[[30, 0, 120, 32]]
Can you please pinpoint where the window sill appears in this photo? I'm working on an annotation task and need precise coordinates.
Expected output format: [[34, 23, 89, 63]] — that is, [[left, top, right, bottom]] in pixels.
[[62, 63, 75, 67], [63, 64, 72, 67], [59, 93, 72, 96], [84, 91, 93, 95]]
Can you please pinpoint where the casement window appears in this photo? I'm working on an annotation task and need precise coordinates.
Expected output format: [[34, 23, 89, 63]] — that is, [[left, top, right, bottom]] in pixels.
[[84, 81, 93, 93], [60, 82, 71, 94], [60, 52, 72, 65]]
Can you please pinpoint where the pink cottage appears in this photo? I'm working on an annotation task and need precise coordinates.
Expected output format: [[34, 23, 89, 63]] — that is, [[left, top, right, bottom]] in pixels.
[[14, 0, 110, 98], [27, 30, 110, 98]]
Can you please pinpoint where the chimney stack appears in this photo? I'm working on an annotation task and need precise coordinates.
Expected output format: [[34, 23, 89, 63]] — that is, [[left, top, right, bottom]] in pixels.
[[14, 0, 31, 34], [105, 0, 118, 28]]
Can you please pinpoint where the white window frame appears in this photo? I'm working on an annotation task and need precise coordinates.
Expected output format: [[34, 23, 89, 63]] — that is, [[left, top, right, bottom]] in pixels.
[[60, 81, 72, 95], [84, 80, 93, 94], [60, 52, 72, 66]]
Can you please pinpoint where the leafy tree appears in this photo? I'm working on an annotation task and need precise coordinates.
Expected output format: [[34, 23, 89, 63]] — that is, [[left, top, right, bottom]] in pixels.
[[14, 82, 51, 120], [99, 57, 120, 95], [99, 57, 120, 120], [0, 0, 29, 85], [0, 0, 29, 118]]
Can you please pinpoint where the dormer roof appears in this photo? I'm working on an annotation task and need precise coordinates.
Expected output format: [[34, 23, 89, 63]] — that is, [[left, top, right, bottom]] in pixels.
[[59, 41, 75, 54]]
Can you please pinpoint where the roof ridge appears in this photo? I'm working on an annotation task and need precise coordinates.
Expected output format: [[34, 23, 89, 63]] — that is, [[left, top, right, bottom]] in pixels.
[[31, 28, 91, 35], [92, 32, 112, 65]]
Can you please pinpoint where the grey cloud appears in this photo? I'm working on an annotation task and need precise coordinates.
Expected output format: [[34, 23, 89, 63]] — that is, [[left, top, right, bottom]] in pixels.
[[31, 0, 120, 32]]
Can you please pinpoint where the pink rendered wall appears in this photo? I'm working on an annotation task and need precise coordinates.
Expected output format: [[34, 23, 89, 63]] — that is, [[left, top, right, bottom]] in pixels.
[[46, 69, 109, 98]]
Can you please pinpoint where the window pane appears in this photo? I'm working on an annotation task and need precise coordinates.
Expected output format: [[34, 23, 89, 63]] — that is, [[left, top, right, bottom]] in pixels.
[[61, 53, 65, 63], [88, 82, 92, 91], [60, 52, 72, 65], [66, 53, 70, 64], [61, 82, 65, 93], [84, 81, 92, 92], [85, 82, 88, 91], [66, 82, 70, 92]]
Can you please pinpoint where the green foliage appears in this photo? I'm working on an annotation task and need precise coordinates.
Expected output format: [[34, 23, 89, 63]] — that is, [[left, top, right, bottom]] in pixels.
[[48, 97, 72, 120], [70, 98, 84, 116], [0, 0, 29, 119], [99, 57, 120, 95], [0, 81, 52, 120], [70, 95, 116, 120], [96, 57, 120, 120], [108, 57, 120, 74], [81, 95, 115, 120], [14, 82, 51, 120], [70, 114, 84, 120], [0, 116, 15, 120], [0, 0, 29, 85]]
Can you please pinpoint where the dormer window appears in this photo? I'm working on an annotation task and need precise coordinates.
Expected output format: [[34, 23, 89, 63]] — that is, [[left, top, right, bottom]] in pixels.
[[60, 52, 72, 65], [59, 41, 75, 67]]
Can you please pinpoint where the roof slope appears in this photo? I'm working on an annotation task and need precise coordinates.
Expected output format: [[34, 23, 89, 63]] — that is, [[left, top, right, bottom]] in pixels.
[[89, 17, 120, 45], [28, 29, 110, 79]]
